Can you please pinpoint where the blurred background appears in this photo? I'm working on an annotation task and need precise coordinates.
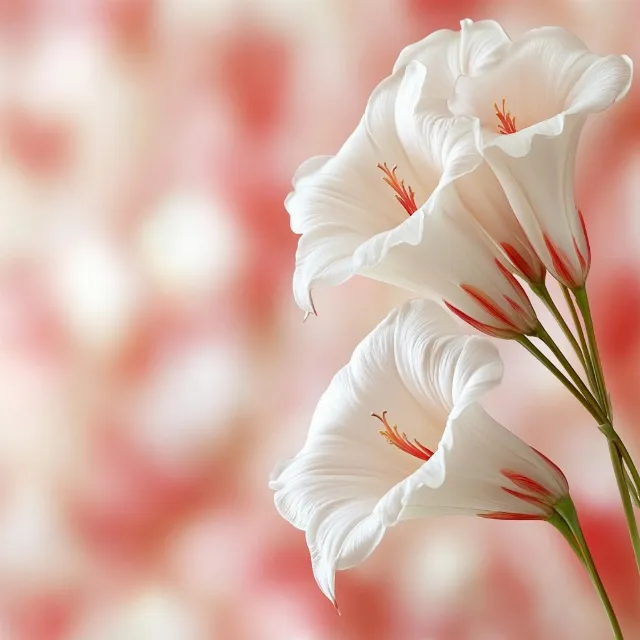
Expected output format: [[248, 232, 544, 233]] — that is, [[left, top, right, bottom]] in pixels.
[[0, 1, 639, 638]]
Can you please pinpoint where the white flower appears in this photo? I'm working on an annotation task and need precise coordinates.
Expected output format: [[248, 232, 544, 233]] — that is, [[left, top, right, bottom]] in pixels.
[[270, 300, 568, 604], [410, 20, 633, 288], [288, 58, 540, 338]]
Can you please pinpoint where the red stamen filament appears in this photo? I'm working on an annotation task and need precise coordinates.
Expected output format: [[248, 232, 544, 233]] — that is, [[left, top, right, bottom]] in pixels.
[[372, 411, 433, 461], [377, 163, 418, 215], [494, 98, 517, 135]]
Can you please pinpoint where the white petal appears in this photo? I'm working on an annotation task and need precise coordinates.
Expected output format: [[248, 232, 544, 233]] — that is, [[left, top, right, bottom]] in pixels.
[[270, 299, 503, 602], [270, 307, 425, 600], [478, 115, 587, 285], [354, 199, 537, 336], [397, 61, 543, 282], [287, 69, 440, 313], [450, 27, 632, 132], [393, 19, 510, 100], [292, 225, 363, 314], [448, 27, 632, 286], [399, 404, 569, 521], [392, 300, 503, 419]]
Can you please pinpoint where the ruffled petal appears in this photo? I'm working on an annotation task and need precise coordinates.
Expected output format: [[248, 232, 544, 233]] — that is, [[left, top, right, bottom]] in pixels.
[[392, 300, 503, 420], [448, 26, 632, 287], [270, 306, 428, 601], [270, 299, 505, 602], [353, 195, 538, 337], [398, 61, 544, 283], [396, 404, 569, 522], [287, 68, 441, 313], [478, 114, 588, 287], [393, 19, 510, 100]]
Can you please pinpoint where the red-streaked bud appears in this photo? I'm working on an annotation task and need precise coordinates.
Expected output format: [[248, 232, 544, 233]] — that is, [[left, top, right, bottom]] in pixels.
[[444, 259, 538, 339]]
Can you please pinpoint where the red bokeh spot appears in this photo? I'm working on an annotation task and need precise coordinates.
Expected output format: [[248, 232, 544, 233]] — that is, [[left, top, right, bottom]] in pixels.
[[3, 107, 73, 178], [216, 26, 291, 140]]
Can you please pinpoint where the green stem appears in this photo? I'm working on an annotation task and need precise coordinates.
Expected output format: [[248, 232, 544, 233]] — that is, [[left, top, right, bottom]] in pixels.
[[553, 496, 624, 639], [535, 324, 605, 422], [572, 286, 640, 569], [515, 335, 604, 425], [549, 511, 587, 568], [615, 436, 640, 507], [561, 284, 599, 394], [623, 462, 640, 508], [608, 441, 640, 573], [532, 281, 588, 371], [573, 286, 611, 418]]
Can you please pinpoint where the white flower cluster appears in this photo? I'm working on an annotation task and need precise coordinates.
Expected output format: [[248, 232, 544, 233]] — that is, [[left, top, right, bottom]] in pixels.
[[271, 19, 633, 613]]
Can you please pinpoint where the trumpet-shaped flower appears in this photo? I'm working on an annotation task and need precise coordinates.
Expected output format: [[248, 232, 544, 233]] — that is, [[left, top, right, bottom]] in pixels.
[[398, 20, 632, 288], [270, 300, 569, 604], [288, 58, 541, 338]]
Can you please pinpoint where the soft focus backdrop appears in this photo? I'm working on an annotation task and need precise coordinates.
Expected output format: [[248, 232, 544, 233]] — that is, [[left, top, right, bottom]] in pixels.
[[0, 1, 639, 639]]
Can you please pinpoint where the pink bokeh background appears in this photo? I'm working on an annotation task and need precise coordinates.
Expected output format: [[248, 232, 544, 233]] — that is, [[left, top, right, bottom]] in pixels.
[[0, 1, 639, 638]]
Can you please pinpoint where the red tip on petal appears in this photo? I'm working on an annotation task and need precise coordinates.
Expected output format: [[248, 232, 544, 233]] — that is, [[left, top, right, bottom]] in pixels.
[[501, 486, 549, 509], [478, 512, 547, 521], [444, 300, 517, 339], [543, 235, 584, 288], [578, 209, 592, 263], [460, 285, 519, 331], [501, 470, 553, 498], [501, 243, 544, 283], [531, 447, 569, 487], [574, 238, 587, 273], [494, 260, 529, 302]]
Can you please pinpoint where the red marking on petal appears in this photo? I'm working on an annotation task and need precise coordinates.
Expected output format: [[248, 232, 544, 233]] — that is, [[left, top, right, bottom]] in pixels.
[[478, 512, 547, 521], [502, 486, 549, 509], [501, 470, 553, 498], [461, 285, 519, 331], [495, 260, 528, 300], [578, 209, 592, 263], [504, 295, 526, 317], [574, 238, 587, 272], [444, 301, 516, 339], [372, 411, 434, 462], [501, 242, 542, 283], [531, 447, 568, 486], [377, 163, 418, 215], [543, 235, 579, 288]]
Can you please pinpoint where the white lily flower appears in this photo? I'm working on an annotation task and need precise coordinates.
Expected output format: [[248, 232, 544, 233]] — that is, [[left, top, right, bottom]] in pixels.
[[428, 21, 633, 288], [288, 59, 540, 338], [270, 300, 569, 604]]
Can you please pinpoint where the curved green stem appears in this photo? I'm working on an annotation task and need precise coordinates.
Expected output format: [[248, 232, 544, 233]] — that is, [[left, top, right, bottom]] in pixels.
[[561, 284, 599, 394], [614, 436, 640, 506], [535, 324, 605, 422], [549, 511, 586, 568], [573, 286, 611, 418], [608, 441, 640, 573], [532, 282, 588, 371], [515, 335, 604, 425], [553, 496, 624, 639]]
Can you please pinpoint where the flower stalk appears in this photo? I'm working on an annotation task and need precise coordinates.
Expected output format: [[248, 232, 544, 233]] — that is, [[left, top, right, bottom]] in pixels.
[[561, 284, 599, 392], [551, 497, 624, 640], [566, 286, 640, 571], [519, 280, 640, 575], [531, 281, 588, 372]]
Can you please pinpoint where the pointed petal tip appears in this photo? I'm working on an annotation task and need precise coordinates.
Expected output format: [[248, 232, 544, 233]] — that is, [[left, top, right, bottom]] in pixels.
[[617, 54, 634, 102], [300, 292, 318, 322]]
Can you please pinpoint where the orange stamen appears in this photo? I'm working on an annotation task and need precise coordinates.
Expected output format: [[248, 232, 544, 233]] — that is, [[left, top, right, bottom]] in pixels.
[[494, 97, 517, 135], [377, 162, 418, 215], [372, 411, 433, 461]]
